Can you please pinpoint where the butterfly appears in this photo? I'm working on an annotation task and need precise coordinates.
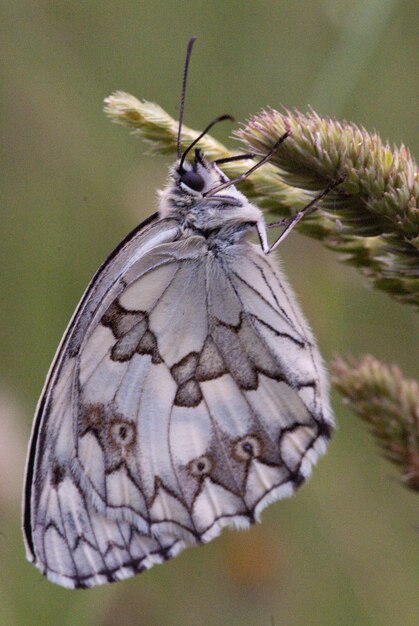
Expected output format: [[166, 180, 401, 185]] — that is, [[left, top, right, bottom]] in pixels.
[[23, 37, 337, 589]]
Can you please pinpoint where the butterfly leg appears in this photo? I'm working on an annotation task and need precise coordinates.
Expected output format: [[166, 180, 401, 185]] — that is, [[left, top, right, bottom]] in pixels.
[[266, 175, 346, 253], [256, 220, 270, 254]]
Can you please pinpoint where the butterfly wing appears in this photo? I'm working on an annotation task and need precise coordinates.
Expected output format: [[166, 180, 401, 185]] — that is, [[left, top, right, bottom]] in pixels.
[[23, 214, 187, 587], [24, 222, 333, 588]]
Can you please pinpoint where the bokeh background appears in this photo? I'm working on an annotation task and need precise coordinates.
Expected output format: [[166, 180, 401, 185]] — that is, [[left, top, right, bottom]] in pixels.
[[1, 1, 418, 625]]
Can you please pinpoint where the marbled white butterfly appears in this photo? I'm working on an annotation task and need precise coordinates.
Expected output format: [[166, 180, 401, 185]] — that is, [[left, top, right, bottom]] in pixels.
[[23, 37, 338, 588]]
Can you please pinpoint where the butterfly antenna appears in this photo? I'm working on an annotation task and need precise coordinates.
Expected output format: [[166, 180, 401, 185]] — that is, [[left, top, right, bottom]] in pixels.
[[179, 114, 234, 172], [176, 37, 235, 170], [204, 131, 290, 197], [177, 36, 198, 159]]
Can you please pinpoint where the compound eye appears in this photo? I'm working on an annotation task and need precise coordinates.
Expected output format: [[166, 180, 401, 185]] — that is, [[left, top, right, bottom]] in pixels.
[[179, 170, 205, 192]]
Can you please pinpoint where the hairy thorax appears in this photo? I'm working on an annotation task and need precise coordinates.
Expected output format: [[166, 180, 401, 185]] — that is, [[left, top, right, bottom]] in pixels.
[[158, 165, 264, 250]]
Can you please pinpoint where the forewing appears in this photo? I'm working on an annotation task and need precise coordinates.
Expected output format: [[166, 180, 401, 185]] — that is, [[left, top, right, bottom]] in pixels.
[[24, 215, 186, 587]]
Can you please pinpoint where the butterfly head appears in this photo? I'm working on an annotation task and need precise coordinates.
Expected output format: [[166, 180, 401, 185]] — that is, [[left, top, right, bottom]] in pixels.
[[177, 150, 209, 195], [159, 38, 263, 230], [176, 148, 231, 195], [159, 149, 249, 217], [158, 150, 263, 240]]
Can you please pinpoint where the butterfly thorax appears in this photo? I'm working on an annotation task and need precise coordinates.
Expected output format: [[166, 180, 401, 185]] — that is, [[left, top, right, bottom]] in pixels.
[[158, 156, 264, 246]]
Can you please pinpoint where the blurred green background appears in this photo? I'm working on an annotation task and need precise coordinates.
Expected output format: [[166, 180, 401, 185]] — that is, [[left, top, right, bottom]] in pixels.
[[1, 1, 418, 625]]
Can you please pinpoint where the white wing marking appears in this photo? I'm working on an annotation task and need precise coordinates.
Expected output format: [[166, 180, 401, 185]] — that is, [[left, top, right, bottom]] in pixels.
[[193, 480, 246, 533], [200, 375, 254, 437], [170, 404, 214, 464], [149, 261, 208, 366], [112, 355, 154, 420], [79, 325, 115, 385], [205, 254, 242, 325], [135, 362, 178, 497], [120, 260, 179, 310]]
